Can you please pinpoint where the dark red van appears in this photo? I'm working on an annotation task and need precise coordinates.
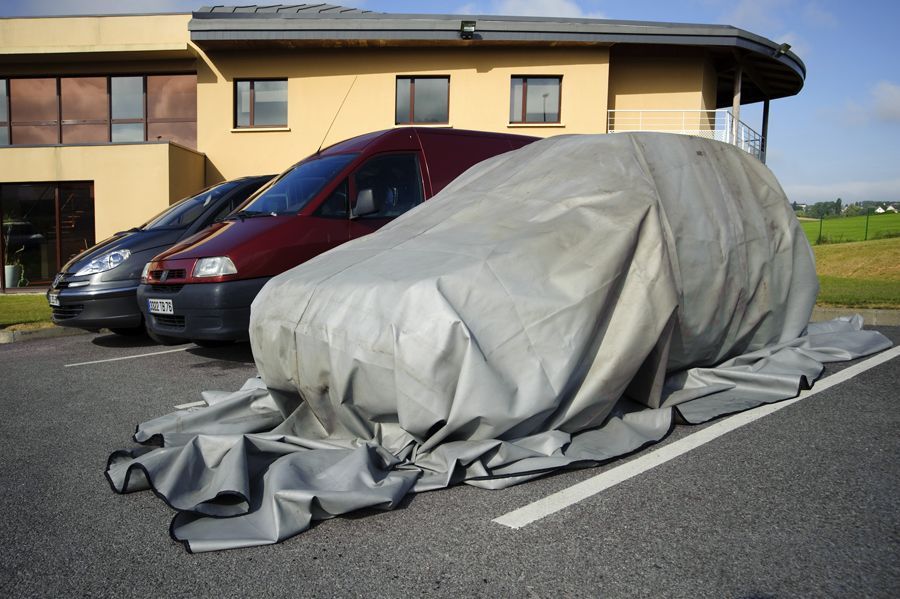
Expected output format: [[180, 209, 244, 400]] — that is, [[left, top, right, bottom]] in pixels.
[[138, 127, 536, 345]]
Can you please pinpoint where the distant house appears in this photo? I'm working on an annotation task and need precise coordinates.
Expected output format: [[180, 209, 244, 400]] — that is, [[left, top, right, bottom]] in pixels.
[[875, 207, 886, 214], [886, 205, 898, 213]]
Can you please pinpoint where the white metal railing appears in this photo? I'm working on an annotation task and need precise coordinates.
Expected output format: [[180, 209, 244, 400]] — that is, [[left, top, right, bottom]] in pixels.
[[607, 109, 764, 161]]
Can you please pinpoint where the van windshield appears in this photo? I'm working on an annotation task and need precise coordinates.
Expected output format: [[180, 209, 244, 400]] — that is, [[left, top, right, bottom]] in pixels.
[[143, 180, 241, 230], [239, 153, 357, 216]]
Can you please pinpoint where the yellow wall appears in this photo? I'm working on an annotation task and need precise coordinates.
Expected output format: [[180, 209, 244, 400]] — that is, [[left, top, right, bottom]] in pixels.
[[0, 14, 191, 58], [0, 143, 204, 240], [194, 46, 610, 182]]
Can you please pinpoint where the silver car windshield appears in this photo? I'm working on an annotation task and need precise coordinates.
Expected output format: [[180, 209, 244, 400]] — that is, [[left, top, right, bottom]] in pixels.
[[143, 180, 241, 230]]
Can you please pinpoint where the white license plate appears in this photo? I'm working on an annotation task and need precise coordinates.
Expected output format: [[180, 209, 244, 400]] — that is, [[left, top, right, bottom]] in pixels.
[[148, 298, 174, 315], [48, 293, 60, 307]]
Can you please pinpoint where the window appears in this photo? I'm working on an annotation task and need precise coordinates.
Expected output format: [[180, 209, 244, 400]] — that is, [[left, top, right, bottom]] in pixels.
[[352, 153, 423, 219], [235, 80, 288, 128], [0, 80, 8, 145], [242, 153, 357, 215], [396, 77, 449, 124], [1, 75, 196, 147], [510, 76, 561, 124]]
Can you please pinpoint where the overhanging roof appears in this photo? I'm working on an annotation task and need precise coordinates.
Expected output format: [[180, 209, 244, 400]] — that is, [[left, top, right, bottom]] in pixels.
[[190, 4, 805, 104]]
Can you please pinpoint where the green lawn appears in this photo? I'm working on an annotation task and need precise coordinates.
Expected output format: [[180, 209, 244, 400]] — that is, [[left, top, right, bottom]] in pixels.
[[801, 212, 900, 245], [0, 293, 52, 327]]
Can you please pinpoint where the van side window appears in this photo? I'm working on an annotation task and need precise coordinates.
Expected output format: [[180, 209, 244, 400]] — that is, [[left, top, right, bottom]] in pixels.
[[352, 153, 423, 219], [314, 179, 349, 219]]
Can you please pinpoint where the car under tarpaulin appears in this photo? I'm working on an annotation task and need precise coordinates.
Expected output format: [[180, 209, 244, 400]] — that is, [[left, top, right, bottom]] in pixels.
[[107, 133, 891, 552]]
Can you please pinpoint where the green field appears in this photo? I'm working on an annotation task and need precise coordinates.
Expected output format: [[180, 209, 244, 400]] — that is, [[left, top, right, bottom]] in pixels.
[[801, 212, 900, 245]]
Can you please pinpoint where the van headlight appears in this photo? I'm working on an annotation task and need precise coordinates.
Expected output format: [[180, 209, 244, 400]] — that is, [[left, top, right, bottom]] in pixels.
[[140, 262, 151, 284], [193, 256, 238, 278], [74, 249, 131, 276]]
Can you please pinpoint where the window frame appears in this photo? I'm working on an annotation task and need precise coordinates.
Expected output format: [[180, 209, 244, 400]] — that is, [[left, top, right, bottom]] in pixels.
[[509, 75, 563, 124], [395, 76, 450, 125], [233, 78, 289, 129]]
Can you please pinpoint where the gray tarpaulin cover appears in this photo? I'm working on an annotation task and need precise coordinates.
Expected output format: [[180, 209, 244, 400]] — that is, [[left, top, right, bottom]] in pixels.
[[106, 133, 891, 552]]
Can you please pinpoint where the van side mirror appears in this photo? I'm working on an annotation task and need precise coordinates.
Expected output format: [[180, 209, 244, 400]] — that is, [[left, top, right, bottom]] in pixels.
[[351, 188, 377, 219]]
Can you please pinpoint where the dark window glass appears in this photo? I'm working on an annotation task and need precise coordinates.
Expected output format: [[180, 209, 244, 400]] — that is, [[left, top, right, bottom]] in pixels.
[[1, 183, 57, 286], [234, 79, 287, 128], [352, 153, 423, 219], [58, 183, 95, 265], [111, 77, 143, 120], [0, 127, 7, 146], [10, 78, 58, 124], [396, 77, 449, 124], [315, 179, 349, 219], [510, 76, 561, 123], [143, 181, 241, 229], [243, 153, 357, 215]]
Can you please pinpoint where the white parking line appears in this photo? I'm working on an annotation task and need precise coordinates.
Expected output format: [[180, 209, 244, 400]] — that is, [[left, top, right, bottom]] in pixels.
[[64, 347, 190, 367], [493, 345, 900, 530]]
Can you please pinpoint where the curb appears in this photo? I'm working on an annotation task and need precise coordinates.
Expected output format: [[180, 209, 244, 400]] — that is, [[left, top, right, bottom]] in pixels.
[[0, 325, 91, 344], [811, 307, 900, 327]]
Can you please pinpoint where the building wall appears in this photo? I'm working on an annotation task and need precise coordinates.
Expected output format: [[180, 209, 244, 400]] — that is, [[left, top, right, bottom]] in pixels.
[[0, 143, 204, 240], [0, 14, 191, 57], [194, 46, 610, 182]]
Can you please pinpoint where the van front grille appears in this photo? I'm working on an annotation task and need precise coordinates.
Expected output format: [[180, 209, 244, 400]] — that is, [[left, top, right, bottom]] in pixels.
[[149, 284, 183, 293], [153, 314, 185, 329]]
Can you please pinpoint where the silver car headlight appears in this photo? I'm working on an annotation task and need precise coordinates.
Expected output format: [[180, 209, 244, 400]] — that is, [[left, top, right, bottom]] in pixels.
[[74, 249, 131, 276]]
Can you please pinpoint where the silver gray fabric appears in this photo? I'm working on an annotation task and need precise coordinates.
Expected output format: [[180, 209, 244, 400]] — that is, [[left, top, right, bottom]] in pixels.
[[106, 133, 891, 552]]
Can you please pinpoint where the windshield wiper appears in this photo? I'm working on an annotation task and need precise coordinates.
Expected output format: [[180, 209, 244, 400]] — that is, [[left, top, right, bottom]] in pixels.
[[224, 210, 276, 222]]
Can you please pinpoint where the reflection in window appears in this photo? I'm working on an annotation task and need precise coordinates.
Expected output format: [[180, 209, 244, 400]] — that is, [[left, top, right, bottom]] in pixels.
[[396, 77, 449, 124], [2, 74, 197, 148], [243, 153, 356, 215], [0, 79, 8, 145], [235, 79, 288, 128], [509, 76, 561, 124]]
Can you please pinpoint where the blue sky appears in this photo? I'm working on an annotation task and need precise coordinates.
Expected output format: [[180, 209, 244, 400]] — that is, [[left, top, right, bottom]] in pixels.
[[2, 0, 897, 205]]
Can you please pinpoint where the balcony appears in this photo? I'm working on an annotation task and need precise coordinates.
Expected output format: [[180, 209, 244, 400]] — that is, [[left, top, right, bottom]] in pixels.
[[607, 110, 765, 162]]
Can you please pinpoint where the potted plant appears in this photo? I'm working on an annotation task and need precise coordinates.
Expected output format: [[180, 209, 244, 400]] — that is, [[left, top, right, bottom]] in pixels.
[[3, 222, 26, 288]]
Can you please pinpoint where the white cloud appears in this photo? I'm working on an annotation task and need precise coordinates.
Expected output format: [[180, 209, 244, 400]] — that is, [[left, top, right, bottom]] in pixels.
[[454, 0, 605, 19], [784, 178, 900, 205], [873, 81, 900, 123]]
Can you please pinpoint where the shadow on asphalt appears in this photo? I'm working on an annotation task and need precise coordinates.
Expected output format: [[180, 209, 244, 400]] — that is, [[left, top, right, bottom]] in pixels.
[[187, 342, 254, 364], [91, 332, 164, 349]]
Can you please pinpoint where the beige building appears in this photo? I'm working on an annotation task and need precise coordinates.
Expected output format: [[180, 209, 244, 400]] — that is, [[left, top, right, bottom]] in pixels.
[[0, 4, 804, 290]]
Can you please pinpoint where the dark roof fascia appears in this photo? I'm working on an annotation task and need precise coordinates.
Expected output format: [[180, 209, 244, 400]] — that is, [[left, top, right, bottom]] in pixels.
[[189, 12, 805, 79]]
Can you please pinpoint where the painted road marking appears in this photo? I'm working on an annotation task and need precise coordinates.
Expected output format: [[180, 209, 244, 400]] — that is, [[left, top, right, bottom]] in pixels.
[[493, 345, 900, 530], [64, 347, 190, 368]]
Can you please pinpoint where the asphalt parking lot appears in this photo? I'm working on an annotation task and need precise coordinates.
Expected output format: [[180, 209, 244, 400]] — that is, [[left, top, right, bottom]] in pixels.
[[1, 326, 898, 598]]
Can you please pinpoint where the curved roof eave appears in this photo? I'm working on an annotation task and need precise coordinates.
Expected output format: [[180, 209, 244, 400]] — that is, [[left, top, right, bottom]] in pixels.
[[189, 7, 806, 101]]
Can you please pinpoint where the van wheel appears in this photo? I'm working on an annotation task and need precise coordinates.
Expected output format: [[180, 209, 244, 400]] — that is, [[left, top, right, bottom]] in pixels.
[[193, 339, 232, 348], [146, 326, 185, 346]]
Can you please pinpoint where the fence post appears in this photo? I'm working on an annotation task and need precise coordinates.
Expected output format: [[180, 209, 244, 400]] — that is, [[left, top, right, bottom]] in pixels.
[[864, 209, 870, 241], [817, 217, 823, 245]]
